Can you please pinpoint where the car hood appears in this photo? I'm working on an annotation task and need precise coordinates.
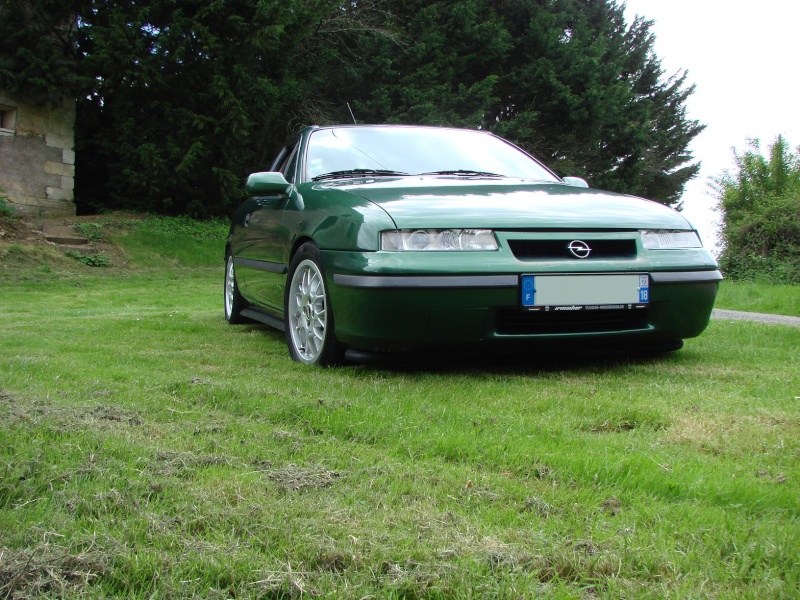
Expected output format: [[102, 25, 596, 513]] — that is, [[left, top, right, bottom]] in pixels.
[[316, 177, 693, 230]]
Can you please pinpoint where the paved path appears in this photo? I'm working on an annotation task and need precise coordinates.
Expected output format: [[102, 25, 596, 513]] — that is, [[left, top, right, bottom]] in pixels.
[[712, 308, 800, 328]]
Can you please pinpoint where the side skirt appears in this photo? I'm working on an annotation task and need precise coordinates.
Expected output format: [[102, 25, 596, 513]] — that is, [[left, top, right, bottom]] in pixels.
[[240, 308, 286, 332]]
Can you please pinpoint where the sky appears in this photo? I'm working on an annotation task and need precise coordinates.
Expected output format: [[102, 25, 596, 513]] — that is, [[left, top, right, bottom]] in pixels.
[[621, 0, 800, 252]]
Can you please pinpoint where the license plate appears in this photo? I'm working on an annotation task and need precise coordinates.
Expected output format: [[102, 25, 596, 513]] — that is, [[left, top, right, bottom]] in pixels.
[[521, 274, 649, 311]]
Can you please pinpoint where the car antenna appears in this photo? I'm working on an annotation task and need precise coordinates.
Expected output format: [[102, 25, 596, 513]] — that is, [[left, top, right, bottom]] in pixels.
[[347, 103, 357, 125]]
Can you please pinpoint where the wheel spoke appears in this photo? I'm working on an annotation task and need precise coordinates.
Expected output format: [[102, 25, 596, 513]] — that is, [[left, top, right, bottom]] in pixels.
[[225, 258, 235, 317], [288, 259, 330, 363]]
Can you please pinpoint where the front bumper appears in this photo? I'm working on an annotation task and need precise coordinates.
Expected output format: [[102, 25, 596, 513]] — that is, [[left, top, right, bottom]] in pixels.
[[323, 249, 721, 353]]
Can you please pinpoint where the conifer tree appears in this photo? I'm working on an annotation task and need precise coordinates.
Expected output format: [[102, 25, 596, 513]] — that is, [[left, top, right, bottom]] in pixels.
[[1, 0, 704, 214], [336, 0, 704, 207]]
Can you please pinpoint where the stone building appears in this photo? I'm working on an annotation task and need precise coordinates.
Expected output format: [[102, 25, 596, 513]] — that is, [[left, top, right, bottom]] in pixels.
[[0, 89, 76, 218]]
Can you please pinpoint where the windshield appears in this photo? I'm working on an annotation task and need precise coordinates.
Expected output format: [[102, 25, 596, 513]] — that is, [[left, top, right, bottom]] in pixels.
[[305, 126, 559, 182]]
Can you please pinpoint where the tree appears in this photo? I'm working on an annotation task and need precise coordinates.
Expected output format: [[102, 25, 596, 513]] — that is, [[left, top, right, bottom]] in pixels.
[[2, 0, 704, 215], [714, 136, 800, 283], [337, 0, 510, 127], [0, 0, 83, 105], [74, 0, 355, 216], [328, 0, 704, 207], [491, 2, 704, 207]]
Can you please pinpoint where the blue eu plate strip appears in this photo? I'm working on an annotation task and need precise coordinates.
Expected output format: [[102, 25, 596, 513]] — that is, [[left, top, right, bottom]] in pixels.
[[521, 275, 536, 307]]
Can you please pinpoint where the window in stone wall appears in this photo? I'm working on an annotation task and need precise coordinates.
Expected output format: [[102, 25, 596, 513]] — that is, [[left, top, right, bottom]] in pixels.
[[0, 105, 17, 134]]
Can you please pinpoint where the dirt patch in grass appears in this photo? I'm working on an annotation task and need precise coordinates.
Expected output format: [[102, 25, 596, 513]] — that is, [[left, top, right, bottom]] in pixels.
[[0, 544, 109, 598], [0, 213, 141, 248], [0, 213, 144, 275], [266, 464, 341, 491], [665, 413, 799, 457], [153, 450, 242, 478], [589, 420, 638, 433], [0, 215, 48, 245], [2, 397, 144, 433]]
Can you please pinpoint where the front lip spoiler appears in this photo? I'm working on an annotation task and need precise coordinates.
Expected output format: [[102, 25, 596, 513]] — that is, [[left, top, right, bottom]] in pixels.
[[334, 270, 723, 289]]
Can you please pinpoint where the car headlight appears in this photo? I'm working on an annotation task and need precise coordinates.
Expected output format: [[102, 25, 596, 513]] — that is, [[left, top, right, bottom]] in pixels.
[[640, 230, 703, 250], [381, 229, 499, 251]]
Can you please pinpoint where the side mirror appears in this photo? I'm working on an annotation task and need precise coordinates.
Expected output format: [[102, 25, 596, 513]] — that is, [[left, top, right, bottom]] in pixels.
[[562, 176, 589, 188], [245, 172, 291, 196]]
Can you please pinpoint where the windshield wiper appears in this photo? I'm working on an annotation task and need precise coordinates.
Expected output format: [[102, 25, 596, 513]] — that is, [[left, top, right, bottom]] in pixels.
[[420, 170, 504, 177], [312, 169, 408, 182]]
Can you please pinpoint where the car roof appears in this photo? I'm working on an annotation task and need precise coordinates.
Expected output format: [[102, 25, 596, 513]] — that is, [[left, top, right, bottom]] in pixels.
[[306, 124, 496, 135]]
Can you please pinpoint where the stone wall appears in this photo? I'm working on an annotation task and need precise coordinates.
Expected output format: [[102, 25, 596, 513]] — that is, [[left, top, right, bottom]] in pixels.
[[0, 90, 77, 218]]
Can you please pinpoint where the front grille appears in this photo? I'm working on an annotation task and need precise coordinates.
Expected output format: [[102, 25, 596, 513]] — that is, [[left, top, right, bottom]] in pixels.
[[496, 308, 649, 335], [508, 239, 637, 260]]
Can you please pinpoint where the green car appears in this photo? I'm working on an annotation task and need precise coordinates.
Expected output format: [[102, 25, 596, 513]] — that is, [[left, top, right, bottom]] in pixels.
[[225, 125, 721, 365]]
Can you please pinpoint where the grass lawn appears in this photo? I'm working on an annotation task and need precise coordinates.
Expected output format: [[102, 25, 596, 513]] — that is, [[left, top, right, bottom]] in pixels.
[[715, 281, 800, 317], [1, 219, 799, 598]]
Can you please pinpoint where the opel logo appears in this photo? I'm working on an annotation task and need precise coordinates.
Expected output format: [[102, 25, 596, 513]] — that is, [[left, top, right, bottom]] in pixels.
[[568, 240, 592, 259]]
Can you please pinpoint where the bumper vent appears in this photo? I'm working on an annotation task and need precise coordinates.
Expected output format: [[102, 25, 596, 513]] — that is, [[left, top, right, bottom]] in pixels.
[[496, 308, 649, 335], [508, 239, 637, 260]]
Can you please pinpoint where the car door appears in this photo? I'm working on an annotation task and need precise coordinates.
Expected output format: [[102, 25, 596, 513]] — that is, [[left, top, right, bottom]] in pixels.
[[235, 141, 300, 314]]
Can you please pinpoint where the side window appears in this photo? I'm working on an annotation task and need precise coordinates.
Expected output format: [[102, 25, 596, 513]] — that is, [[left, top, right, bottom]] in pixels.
[[268, 146, 289, 172], [281, 144, 300, 183], [270, 141, 300, 183]]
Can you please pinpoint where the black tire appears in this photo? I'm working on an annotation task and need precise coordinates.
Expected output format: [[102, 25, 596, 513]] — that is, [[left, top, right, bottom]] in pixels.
[[284, 243, 343, 365], [224, 253, 248, 324]]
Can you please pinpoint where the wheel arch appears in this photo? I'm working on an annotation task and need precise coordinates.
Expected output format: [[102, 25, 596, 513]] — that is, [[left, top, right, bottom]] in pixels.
[[289, 235, 316, 263]]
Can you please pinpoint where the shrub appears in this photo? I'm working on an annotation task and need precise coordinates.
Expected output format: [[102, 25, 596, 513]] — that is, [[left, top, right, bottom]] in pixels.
[[75, 222, 105, 242], [0, 189, 16, 216], [65, 250, 111, 267], [714, 136, 800, 284]]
